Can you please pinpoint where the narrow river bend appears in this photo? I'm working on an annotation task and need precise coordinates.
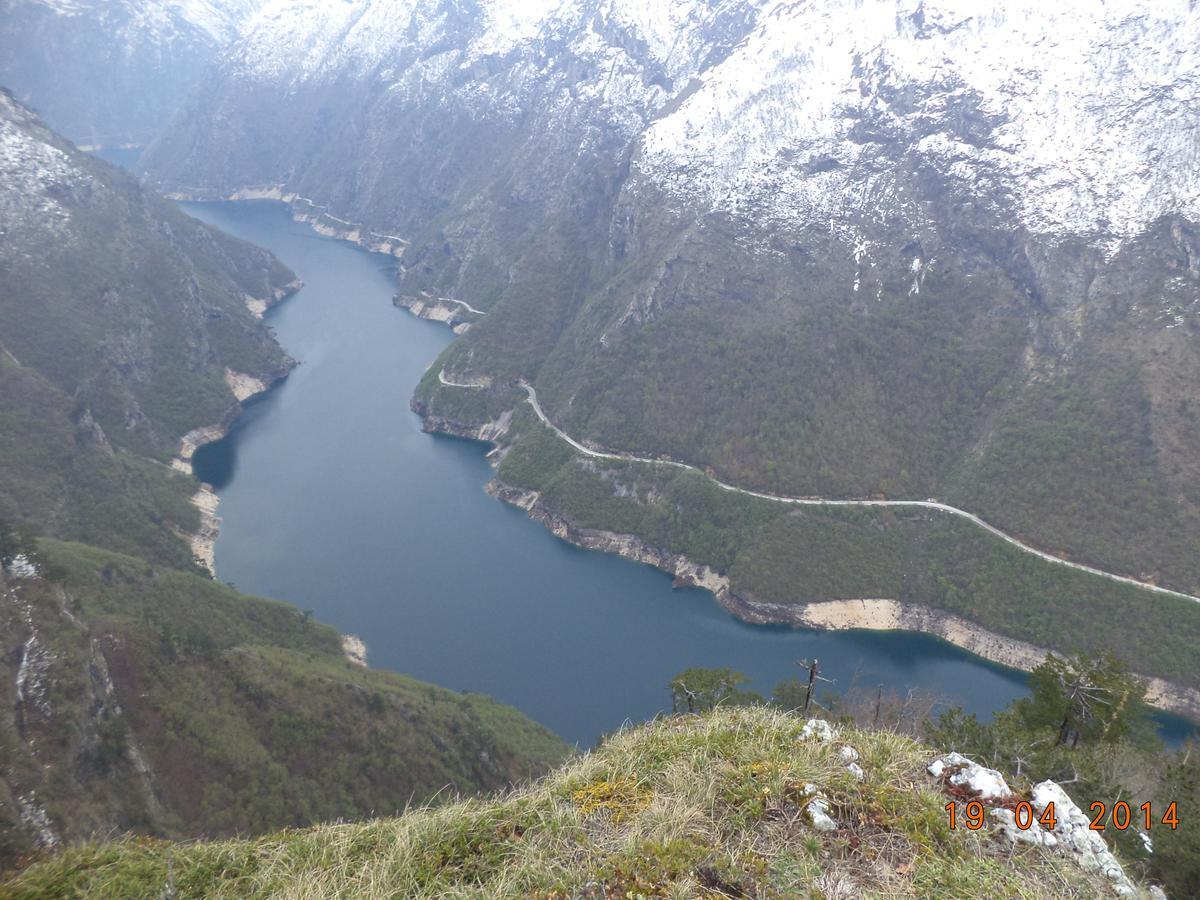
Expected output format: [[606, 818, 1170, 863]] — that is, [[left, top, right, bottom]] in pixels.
[[182, 199, 1034, 746]]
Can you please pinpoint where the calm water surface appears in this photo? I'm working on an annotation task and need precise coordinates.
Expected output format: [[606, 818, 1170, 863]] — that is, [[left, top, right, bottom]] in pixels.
[[176, 200, 1188, 747]]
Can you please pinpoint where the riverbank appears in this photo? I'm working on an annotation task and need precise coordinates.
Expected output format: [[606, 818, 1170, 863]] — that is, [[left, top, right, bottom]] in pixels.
[[161, 188, 492, 334], [244, 276, 302, 318], [170, 275, 301, 573], [163, 186, 409, 257], [394, 294, 480, 333], [483, 480, 1200, 720], [173, 369, 283, 575]]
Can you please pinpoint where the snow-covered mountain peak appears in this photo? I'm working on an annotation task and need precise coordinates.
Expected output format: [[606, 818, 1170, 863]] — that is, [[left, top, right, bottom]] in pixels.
[[638, 0, 1200, 242], [231, 0, 761, 87], [469, 0, 560, 59]]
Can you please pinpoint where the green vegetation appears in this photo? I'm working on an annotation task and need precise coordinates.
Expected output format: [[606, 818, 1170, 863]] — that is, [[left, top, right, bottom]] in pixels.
[[0, 359, 201, 570], [1153, 754, 1200, 896], [659, 654, 1196, 895], [483, 405, 1200, 692], [0, 95, 294, 568], [669, 667, 760, 713], [423, 200, 1200, 614], [412, 362, 520, 427], [1, 540, 567, 865], [925, 652, 1195, 896], [3, 706, 1125, 898]]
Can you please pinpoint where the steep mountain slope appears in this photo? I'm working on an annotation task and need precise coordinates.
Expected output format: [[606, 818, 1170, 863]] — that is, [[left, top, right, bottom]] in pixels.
[[0, 537, 566, 866], [0, 0, 265, 146], [0, 89, 294, 566], [0, 93, 568, 865], [142, 2, 1200, 690]]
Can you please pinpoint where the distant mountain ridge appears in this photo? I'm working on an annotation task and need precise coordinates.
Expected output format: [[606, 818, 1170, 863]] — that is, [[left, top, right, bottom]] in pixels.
[[0, 0, 266, 146]]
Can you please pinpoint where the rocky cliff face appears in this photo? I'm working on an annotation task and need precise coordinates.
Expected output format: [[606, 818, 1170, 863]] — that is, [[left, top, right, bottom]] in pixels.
[[142, 0, 1200, 595], [0, 0, 266, 147]]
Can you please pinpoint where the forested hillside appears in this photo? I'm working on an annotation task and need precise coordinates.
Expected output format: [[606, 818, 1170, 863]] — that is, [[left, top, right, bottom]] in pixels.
[[0, 88, 295, 566], [0, 537, 565, 866]]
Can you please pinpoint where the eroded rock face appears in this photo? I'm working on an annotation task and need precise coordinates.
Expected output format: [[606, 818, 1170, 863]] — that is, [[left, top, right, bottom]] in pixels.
[[1027, 781, 1139, 897], [341, 634, 368, 667]]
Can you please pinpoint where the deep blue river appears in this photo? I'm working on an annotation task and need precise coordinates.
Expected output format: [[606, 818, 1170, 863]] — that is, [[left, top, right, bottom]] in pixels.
[[179, 199, 1194, 746], [171, 199, 1048, 746]]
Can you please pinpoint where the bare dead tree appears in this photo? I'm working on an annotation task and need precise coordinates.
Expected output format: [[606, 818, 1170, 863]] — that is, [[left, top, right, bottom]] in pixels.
[[795, 658, 835, 717]]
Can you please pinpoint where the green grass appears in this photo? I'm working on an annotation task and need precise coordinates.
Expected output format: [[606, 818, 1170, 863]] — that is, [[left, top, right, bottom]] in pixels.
[[4, 707, 1124, 898]]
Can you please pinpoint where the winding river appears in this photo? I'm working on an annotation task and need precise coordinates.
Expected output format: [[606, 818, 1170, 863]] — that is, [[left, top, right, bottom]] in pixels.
[[172, 196, 1192, 749]]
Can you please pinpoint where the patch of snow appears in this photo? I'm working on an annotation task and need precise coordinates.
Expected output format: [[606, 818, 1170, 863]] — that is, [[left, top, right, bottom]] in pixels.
[[26, 0, 261, 46], [0, 98, 87, 234], [638, 0, 1200, 243], [469, 0, 559, 60]]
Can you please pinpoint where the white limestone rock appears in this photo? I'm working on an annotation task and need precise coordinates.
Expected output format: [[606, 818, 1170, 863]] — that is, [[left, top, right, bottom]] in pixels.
[[3, 553, 40, 580], [801, 783, 838, 832], [1029, 781, 1139, 897], [800, 718, 837, 742], [928, 752, 1012, 802]]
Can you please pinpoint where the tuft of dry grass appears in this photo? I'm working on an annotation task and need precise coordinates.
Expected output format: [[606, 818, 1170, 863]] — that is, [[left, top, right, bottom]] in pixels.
[[4, 706, 1135, 898]]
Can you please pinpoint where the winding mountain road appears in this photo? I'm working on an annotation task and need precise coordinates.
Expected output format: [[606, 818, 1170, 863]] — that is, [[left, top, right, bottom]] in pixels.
[[444, 297, 487, 316], [513, 380, 1200, 606], [438, 368, 489, 389]]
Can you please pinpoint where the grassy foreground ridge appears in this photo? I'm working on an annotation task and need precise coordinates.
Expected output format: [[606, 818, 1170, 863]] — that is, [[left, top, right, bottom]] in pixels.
[[5, 707, 1132, 899]]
